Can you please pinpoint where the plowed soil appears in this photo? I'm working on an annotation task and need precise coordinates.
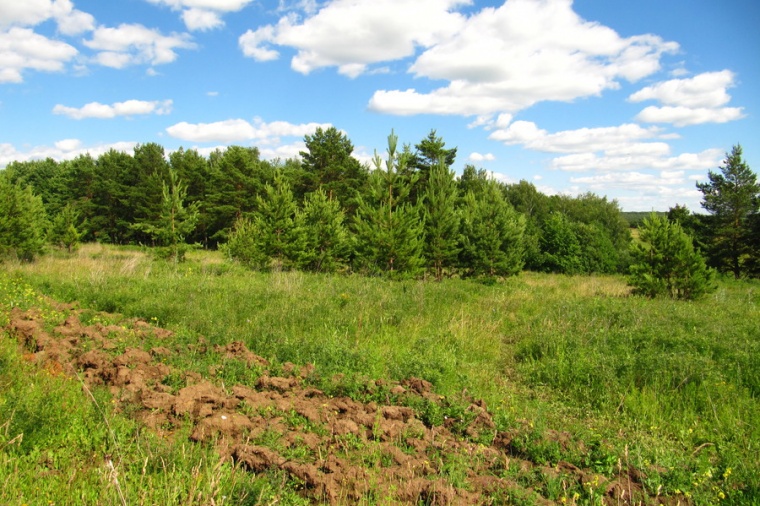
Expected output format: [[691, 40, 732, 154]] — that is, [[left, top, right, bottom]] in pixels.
[[5, 304, 682, 505]]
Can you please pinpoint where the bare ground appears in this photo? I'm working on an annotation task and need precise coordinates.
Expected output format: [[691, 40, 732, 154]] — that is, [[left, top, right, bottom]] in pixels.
[[4, 304, 686, 505]]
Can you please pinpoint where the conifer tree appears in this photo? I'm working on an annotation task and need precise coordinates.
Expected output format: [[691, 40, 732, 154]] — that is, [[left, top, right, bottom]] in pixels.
[[300, 189, 351, 273], [253, 171, 306, 271], [696, 144, 759, 278], [423, 160, 460, 280], [49, 203, 82, 253], [0, 177, 48, 262], [459, 180, 525, 278], [628, 214, 715, 300], [353, 130, 424, 277], [131, 169, 199, 263]]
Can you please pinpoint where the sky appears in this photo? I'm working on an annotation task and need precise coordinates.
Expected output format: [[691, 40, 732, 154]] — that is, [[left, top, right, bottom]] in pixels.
[[1, 0, 758, 212]]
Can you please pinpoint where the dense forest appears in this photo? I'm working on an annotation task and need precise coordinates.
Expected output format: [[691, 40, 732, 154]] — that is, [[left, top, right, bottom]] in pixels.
[[1, 128, 758, 282]]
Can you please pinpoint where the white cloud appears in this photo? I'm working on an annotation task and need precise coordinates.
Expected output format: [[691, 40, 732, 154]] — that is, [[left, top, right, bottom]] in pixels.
[[0, 0, 94, 35], [635, 105, 745, 127], [165, 117, 331, 143], [239, 0, 469, 76], [550, 147, 723, 173], [490, 121, 668, 155], [53, 99, 173, 119], [182, 8, 224, 31], [629, 71, 745, 126], [488, 118, 724, 178], [629, 70, 735, 108], [0, 140, 138, 168], [146, 0, 255, 31], [0, 27, 78, 83], [369, 0, 678, 116], [570, 170, 704, 208], [83, 24, 196, 68], [468, 152, 495, 162]]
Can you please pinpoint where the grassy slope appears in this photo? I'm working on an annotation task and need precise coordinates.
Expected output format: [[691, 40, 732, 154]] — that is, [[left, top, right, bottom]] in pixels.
[[2, 244, 758, 504]]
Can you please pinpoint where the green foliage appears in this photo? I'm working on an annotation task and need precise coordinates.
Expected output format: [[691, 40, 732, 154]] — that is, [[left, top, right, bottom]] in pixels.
[[422, 161, 460, 280], [0, 177, 48, 262], [299, 126, 368, 213], [223, 171, 305, 271], [353, 130, 424, 277], [48, 202, 82, 253], [222, 217, 268, 269], [536, 213, 582, 274], [628, 214, 716, 300], [459, 180, 525, 278], [131, 168, 199, 263], [697, 144, 760, 278], [299, 188, 351, 273]]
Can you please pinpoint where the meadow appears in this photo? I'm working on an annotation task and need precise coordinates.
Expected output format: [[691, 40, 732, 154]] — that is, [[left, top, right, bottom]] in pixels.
[[1, 244, 758, 504]]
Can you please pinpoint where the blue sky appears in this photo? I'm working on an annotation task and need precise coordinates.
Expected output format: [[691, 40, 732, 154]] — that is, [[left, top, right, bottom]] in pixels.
[[1, 0, 758, 211]]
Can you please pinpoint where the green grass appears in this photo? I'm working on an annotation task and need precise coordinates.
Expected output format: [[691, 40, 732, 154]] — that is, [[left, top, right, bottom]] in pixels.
[[2, 244, 759, 504]]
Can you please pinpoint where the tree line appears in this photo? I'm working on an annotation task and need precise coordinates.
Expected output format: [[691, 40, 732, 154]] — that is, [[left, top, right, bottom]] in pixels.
[[1, 127, 757, 291]]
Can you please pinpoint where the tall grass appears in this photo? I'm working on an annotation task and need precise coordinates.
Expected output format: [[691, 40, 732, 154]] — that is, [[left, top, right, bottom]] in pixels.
[[3, 244, 759, 504]]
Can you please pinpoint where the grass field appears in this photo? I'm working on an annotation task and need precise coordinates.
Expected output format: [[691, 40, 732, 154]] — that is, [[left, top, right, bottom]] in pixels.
[[1, 244, 758, 504]]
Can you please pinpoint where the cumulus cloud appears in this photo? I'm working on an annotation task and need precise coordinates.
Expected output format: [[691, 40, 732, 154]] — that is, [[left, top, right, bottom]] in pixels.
[[0, 27, 78, 83], [635, 105, 745, 127], [146, 0, 255, 31], [629, 70, 735, 108], [83, 24, 196, 68], [630, 71, 745, 126], [165, 117, 331, 143], [239, 0, 469, 77], [369, 0, 678, 116], [1, 140, 137, 168], [489, 118, 723, 175], [53, 99, 173, 119], [468, 152, 495, 162], [0, 0, 95, 35]]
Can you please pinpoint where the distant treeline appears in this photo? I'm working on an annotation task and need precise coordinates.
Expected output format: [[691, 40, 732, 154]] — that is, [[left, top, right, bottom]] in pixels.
[[2, 128, 756, 279], [621, 211, 667, 228]]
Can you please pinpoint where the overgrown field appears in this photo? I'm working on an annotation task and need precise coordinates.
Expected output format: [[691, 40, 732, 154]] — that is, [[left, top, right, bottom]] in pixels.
[[1, 244, 758, 504]]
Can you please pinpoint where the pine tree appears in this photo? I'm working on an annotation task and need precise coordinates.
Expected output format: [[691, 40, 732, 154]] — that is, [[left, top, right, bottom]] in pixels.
[[0, 177, 48, 262], [696, 144, 760, 278], [253, 171, 306, 271], [459, 180, 526, 278], [353, 130, 424, 277], [131, 169, 199, 263], [300, 189, 351, 273], [423, 160, 460, 280], [49, 203, 82, 253], [628, 214, 715, 300]]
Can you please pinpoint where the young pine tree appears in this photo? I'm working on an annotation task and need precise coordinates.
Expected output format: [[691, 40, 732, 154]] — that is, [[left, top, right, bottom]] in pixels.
[[0, 178, 48, 262], [353, 130, 424, 277], [131, 168, 199, 263], [300, 189, 351, 273], [423, 160, 460, 280], [254, 171, 306, 271], [628, 214, 715, 300], [49, 203, 82, 253], [459, 180, 526, 279]]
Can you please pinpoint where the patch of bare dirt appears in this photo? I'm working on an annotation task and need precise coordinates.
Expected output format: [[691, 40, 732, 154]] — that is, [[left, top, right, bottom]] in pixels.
[[3, 306, 686, 505]]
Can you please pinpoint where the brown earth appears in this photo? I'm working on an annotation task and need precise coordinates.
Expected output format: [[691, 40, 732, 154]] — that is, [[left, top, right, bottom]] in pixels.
[[4, 305, 685, 505]]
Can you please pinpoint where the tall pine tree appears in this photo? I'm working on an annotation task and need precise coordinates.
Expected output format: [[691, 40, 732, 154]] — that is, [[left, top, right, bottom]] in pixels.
[[423, 160, 460, 280], [353, 130, 424, 277], [696, 144, 760, 278]]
